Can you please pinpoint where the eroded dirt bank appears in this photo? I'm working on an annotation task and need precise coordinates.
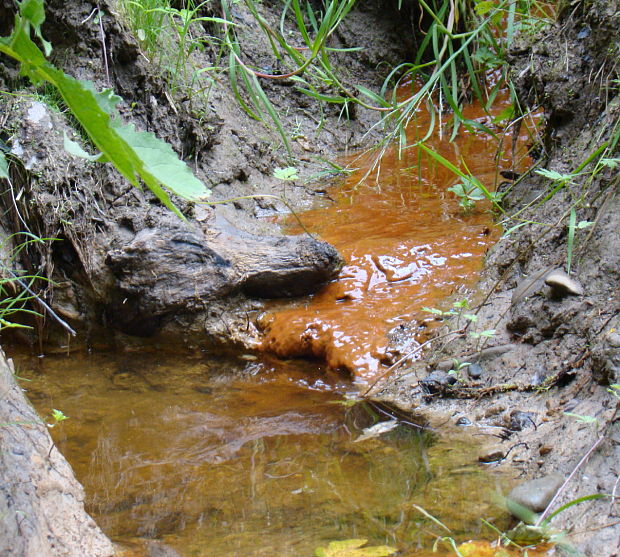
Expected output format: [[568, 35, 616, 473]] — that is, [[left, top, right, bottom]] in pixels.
[[0, 0, 412, 350], [379, 2, 620, 554]]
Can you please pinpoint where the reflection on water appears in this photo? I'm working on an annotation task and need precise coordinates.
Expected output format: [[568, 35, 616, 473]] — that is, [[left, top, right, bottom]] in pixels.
[[14, 350, 514, 556], [261, 82, 538, 381]]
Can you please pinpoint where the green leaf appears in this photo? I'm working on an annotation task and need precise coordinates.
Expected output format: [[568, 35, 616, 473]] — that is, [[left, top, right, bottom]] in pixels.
[[0, 152, 8, 179], [51, 408, 68, 422], [475, 1, 495, 16], [0, 4, 211, 218], [535, 168, 574, 182], [314, 539, 397, 557], [63, 131, 106, 162], [273, 166, 299, 180], [577, 220, 593, 229], [599, 157, 620, 168], [19, 0, 52, 56]]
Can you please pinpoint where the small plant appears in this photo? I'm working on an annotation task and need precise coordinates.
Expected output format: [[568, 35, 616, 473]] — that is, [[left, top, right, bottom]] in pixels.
[[563, 411, 598, 426], [447, 359, 471, 383], [47, 408, 68, 428], [608, 384, 620, 401], [273, 166, 299, 181], [447, 177, 503, 212], [469, 329, 496, 340]]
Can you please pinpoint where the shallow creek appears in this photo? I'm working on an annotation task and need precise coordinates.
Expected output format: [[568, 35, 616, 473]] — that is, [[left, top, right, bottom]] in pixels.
[[14, 82, 542, 556], [14, 349, 520, 556]]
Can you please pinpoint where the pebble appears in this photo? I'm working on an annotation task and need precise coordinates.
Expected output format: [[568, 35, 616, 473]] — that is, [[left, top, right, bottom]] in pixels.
[[544, 269, 584, 298], [419, 370, 456, 394], [468, 362, 483, 379], [478, 446, 505, 463], [607, 332, 620, 348], [510, 410, 537, 431], [507, 473, 564, 518], [456, 416, 472, 426]]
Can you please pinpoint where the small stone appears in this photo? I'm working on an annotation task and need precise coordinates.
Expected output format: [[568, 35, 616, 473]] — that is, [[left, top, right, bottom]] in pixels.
[[468, 362, 483, 379], [507, 473, 564, 517], [510, 410, 536, 431], [544, 269, 584, 298], [419, 370, 455, 394], [456, 416, 472, 426], [479, 446, 505, 463], [607, 332, 620, 348], [539, 445, 552, 456]]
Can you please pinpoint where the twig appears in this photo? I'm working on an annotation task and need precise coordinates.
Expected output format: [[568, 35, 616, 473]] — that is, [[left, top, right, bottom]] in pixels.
[[361, 328, 465, 397], [536, 435, 606, 526]]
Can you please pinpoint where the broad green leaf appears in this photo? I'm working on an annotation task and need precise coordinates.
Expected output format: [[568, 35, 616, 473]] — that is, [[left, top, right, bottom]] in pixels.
[[18, 0, 51, 55], [0, 152, 8, 179], [0, 0, 211, 218], [63, 132, 106, 162]]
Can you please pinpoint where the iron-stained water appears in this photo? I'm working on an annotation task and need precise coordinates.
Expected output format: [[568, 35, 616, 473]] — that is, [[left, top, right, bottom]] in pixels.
[[261, 82, 538, 381]]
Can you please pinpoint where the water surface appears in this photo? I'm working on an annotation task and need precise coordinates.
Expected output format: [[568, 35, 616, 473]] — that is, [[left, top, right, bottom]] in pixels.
[[15, 349, 514, 556]]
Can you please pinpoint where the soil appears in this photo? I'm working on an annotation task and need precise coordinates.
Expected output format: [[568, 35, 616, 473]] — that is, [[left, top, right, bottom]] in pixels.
[[0, 0, 619, 556]]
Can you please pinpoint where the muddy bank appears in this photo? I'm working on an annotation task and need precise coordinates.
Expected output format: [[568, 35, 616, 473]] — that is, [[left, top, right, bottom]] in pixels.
[[378, 2, 620, 554], [0, 349, 114, 556]]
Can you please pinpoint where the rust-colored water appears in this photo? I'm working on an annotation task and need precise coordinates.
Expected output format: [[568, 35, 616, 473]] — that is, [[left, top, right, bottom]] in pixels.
[[261, 82, 537, 381], [14, 349, 540, 557]]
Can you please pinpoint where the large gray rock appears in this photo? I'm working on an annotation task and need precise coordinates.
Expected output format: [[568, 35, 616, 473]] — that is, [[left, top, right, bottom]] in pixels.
[[507, 473, 564, 517], [0, 350, 114, 557]]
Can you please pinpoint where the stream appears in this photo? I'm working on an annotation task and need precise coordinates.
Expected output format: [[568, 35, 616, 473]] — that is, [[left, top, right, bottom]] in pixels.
[[13, 80, 542, 556]]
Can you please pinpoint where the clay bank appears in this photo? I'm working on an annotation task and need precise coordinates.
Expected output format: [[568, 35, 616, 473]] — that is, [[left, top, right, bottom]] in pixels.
[[0, 0, 619, 556]]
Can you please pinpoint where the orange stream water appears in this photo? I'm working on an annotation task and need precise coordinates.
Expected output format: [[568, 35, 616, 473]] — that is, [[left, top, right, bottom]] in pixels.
[[262, 81, 537, 381]]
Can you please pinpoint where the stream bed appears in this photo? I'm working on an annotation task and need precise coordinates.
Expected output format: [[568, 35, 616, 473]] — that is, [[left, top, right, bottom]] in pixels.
[[13, 76, 541, 557], [13, 349, 515, 556]]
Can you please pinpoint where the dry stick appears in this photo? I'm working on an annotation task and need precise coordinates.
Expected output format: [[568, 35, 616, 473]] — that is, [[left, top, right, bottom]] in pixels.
[[535, 435, 606, 527], [97, 5, 110, 87], [361, 329, 465, 397]]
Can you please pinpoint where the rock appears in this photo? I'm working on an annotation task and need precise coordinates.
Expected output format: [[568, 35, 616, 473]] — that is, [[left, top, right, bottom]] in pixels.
[[507, 474, 564, 518], [468, 362, 483, 379], [607, 332, 620, 348], [510, 410, 537, 431], [419, 370, 456, 394], [544, 269, 584, 298], [456, 416, 472, 426], [511, 266, 553, 305], [0, 350, 114, 556], [478, 446, 505, 463]]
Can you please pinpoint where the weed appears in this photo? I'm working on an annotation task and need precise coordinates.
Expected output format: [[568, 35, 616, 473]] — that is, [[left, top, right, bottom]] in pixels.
[[563, 411, 598, 426], [47, 408, 69, 428]]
